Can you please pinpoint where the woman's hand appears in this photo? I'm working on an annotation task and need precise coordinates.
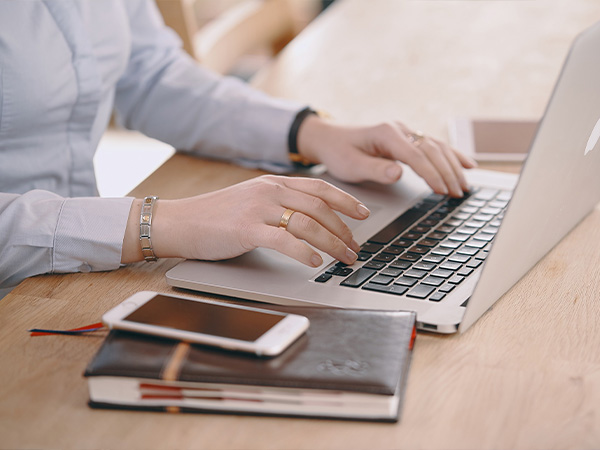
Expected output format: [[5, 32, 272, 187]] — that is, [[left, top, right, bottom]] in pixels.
[[121, 175, 370, 267], [297, 115, 477, 198]]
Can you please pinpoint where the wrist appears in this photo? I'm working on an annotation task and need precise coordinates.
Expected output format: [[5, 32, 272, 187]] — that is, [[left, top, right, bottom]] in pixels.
[[289, 108, 332, 167], [121, 197, 174, 263]]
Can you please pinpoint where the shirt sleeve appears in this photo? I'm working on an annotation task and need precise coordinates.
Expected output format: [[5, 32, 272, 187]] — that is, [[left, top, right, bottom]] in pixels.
[[114, 0, 303, 172], [0, 191, 133, 293]]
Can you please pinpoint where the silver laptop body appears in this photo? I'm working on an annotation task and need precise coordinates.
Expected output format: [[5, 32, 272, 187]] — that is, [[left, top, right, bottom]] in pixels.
[[167, 22, 600, 333]]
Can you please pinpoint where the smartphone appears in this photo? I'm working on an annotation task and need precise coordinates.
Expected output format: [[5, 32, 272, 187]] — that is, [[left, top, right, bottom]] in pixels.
[[449, 117, 539, 162], [102, 291, 309, 356]]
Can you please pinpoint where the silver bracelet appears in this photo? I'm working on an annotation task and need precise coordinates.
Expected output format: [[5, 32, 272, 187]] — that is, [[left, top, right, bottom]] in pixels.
[[140, 196, 159, 262]]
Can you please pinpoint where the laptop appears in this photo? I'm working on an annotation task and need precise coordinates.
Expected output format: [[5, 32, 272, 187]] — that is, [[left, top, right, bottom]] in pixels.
[[167, 22, 600, 334]]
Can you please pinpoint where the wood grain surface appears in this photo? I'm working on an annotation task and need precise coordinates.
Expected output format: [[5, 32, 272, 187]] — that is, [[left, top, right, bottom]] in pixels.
[[2, 1, 600, 449]]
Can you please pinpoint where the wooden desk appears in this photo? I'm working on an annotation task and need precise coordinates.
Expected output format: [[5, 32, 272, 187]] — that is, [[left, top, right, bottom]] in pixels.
[[2, 1, 600, 449]]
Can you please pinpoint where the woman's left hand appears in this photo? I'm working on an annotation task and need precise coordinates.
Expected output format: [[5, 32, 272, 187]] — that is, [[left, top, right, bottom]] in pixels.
[[296, 115, 477, 198]]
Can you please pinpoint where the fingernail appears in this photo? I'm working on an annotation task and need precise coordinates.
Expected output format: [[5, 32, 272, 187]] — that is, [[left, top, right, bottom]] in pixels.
[[350, 239, 361, 253], [346, 248, 358, 263], [385, 164, 402, 181], [357, 203, 370, 218], [311, 254, 323, 267]]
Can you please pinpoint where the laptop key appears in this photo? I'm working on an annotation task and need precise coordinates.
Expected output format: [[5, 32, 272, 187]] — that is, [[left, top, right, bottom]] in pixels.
[[431, 268, 454, 278], [474, 188, 499, 200], [481, 226, 499, 234], [404, 269, 428, 279], [440, 240, 462, 249], [422, 276, 445, 287], [407, 245, 430, 255], [392, 238, 413, 248], [373, 253, 396, 263], [340, 268, 377, 287], [413, 262, 436, 271], [362, 283, 409, 295], [407, 284, 435, 299], [429, 292, 446, 302], [390, 260, 413, 270], [360, 243, 383, 254], [439, 283, 455, 293], [426, 232, 447, 240], [448, 275, 465, 284], [473, 233, 494, 242], [456, 227, 478, 235], [448, 233, 470, 242], [466, 259, 483, 268], [398, 252, 421, 262], [440, 261, 461, 271], [466, 199, 486, 207], [448, 253, 470, 263], [370, 275, 395, 285], [381, 267, 403, 277], [422, 254, 445, 264], [445, 219, 463, 227], [489, 200, 508, 209], [368, 207, 428, 244], [363, 261, 387, 270], [457, 267, 474, 277], [496, 190, 512, 201], [394, 276, 418, 287], [480, 207, 502, 215], [457, 246, 479, 256], [314, 273, 333, 283], [357, 252, 372, 261], [401, 232, 423, 241], [418, 239, 439, 247], [382, 246, 403, 255], [472, 214, 494, 222], [431, 247, 454, 256], [465, 239, 487, 249]]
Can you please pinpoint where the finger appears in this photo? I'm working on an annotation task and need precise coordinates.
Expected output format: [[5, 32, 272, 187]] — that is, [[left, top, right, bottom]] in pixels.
[[431, 137, 471, 192], [273, 190, 360, 253], [253, 226, 325, 267], [332, 148, 404, 185], [284, 211, 358, 265], [419, 138, 464, 197], [396, 141, 450, 195], [275, 176, 370, 220], [453, 147, 478, 169]]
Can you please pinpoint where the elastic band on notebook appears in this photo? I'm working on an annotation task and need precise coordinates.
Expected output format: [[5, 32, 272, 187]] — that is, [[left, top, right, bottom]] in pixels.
[[28, 322, 105, 336]]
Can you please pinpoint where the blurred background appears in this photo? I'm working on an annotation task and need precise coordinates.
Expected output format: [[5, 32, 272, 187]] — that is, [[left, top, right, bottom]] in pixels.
[[95, 0, 330, 197]]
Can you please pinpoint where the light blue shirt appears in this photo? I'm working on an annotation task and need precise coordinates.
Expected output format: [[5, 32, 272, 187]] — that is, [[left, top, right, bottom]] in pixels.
[[0, 0, 302, 295]]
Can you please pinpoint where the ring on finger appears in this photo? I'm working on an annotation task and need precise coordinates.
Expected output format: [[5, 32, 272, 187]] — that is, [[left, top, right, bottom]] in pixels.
[[278, 208, 295, 230], [406, 130, 426, 147]]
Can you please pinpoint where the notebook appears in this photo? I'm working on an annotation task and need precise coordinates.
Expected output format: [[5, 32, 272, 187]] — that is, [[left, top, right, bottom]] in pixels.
[[167, 21, 600, 333], [85, 307, 416, 422]]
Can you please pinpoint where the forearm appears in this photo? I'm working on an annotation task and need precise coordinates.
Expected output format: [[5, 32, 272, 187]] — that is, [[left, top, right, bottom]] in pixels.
[[115, 0, 302, 169], [0, 191, 133, 290]]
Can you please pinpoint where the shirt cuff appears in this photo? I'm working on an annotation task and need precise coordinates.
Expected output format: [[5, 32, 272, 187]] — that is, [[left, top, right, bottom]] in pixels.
[[53, 196, 134, 273]]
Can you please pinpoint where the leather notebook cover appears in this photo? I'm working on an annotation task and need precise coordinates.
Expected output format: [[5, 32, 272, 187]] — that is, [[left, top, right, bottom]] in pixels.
[[84, 305, 416, 420]]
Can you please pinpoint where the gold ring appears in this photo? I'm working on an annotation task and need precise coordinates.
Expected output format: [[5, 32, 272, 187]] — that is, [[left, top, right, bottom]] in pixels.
[[406, 130, 425, 147], [279, 208, 295, 230]]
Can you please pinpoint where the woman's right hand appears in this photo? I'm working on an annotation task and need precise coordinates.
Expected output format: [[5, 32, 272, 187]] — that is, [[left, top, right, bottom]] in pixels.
[[121, 175, 371, 268]]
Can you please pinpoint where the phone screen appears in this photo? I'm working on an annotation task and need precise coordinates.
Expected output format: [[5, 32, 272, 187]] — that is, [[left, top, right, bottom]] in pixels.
[[124, 295, 285, 342]]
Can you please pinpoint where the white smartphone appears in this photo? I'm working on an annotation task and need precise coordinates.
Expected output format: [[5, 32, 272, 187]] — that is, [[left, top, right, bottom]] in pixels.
[[102, 291, 309, 356], [449, 117, 539, 162]]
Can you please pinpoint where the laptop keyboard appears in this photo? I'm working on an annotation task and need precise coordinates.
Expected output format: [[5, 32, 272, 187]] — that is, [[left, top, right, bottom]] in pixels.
[[314, 187, 512, 302]]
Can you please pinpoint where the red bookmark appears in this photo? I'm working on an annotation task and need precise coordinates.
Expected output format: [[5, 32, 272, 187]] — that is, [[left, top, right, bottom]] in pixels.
[[29, 322, 105, 337]]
